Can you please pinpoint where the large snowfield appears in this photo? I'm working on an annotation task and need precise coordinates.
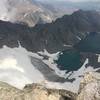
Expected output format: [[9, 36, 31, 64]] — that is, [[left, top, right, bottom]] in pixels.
[[0, 44, 99, 93]]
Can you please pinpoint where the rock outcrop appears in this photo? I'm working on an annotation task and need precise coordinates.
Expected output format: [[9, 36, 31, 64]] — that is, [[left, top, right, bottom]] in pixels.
[[77, 72, 100, 100], [0, 72, 100, 100], [0, 82, 76, 100]]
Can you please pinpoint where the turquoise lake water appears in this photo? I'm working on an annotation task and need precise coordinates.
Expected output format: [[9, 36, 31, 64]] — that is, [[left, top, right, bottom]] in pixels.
[[56, 32, 100, 72], [55, 49, 83, 72]]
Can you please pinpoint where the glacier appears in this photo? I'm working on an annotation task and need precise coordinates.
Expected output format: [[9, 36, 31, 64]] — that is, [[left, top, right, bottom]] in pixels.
[[0, 44, 99, 93]]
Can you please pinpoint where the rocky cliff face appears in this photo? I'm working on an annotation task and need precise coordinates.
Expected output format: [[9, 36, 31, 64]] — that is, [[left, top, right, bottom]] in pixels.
[[0, 10, 100, 53], [77, 72, 100, 100], [0, 82, 76, 100]]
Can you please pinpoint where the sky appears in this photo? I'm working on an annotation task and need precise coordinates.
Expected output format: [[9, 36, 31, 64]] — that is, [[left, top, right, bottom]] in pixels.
[[36, 0, 100, 2], [36, 0, 100, 10]]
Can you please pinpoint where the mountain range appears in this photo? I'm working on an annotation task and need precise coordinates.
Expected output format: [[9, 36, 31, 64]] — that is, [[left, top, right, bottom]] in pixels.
[[1, 0, 75, 27], [0, 10, 100, 52], [0, 9, 100, 95]]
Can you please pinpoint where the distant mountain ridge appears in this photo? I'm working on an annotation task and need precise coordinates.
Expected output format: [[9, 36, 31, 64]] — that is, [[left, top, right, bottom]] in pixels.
[[32, 10, 100, 52], [1, 0, 73, 27], [0, 10, 100, 53]]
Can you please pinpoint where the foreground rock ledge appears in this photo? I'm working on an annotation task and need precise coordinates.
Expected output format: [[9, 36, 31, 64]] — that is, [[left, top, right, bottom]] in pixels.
[[0, 72, 100, 100], [0, 82, 76, 100], [77, 72, 100, 100]]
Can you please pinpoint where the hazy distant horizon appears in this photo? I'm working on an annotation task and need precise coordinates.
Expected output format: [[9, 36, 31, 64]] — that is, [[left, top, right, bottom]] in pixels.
[[36, 0, 100, 3], [35, 0, 100, 11]]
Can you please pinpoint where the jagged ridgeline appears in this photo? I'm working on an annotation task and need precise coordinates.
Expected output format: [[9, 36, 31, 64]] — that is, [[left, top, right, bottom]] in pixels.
[[0, 10, 100, 72], [0, 10, 100, 52]]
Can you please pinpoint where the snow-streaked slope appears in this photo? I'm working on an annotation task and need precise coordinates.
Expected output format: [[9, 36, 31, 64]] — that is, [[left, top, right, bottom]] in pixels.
[[0, 44, 99, 93], [0, 0, 53, 26], [0, 0, 73, 27]]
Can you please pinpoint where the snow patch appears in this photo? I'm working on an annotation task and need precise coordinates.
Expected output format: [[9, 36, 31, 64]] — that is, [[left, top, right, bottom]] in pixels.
[[0, 45, 45, 89], [0, 45, 99, 93], [0, 57, 24, 73], [63, 44, 72, 47], [38, 49, 67, 77], [97, 54, 100, 62], [76, 36, 81, 40]]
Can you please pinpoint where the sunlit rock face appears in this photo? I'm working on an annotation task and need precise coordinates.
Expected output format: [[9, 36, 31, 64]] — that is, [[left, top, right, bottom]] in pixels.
[[77, 72, 100, 100], [0, 0, 52, 26], [0, 0, 69, 27], [0, 82, 76, 100]]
